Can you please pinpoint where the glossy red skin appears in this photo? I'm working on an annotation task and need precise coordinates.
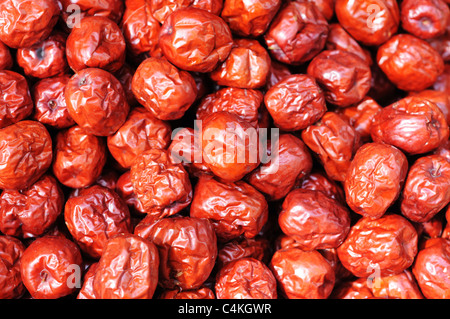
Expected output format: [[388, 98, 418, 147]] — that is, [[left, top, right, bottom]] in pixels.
[[337, 214, 418, 278], [401, 0, 449, 39], [65, 68, 130, 136], [132, 57, 197, 121], [215, 257, 277, 299], [270, 247, 335, 299], [217, 237, 270, 270], [264, 0, 328, 65], [0, 70, 33, 130], [191, 72, 210, 102], [444, 207, 450, 239], [20, 235, 82, 299], [0, 175, 64, 238], [336, 97, 381, 143], [130, 149, 193, 218], [200, 111, 261, 182], [377, 34, 444, 92], [265, 60, 292, 90], [417, 215, 444, 239], [111, 170, 133, 201], [77, 262, 98, 299], [95, 169, 119, 191], [278, 189, 351, 251], [326, 23, 373, 66], [273, 233, 300, 251], [320, 248, 354, 281], [330, 278, 375, 299], [409, 90, 450, 125], [107, 107, 172, 169], [370, 96, 449, 155], [114, 64, 137, 107], [428, 33, 450, 62], [131, 214, 160, 237], [151, 0, 223, 24], [307, 50, 372, 107], [32, 75, 76, 129], [335, 0, 399, 46], [370, 270, 424, 299], [221, 0, 280, 37], [0, 0, 60, 49], [274, 235, 351, 281], [412, 238, 450, 299], [247, 134, 313, 201], [116, 171, 146, 215], [344, 143, 408, 219], [298, 171, 346, 204], [63, 168, 117, 194], [400, 155, 450, 223], [196, 87, 264, 128], [135, 216, 217, 290], [92, 233, 160, 299], [210, 39, 271, 89], [434, 139, 450, 162], [301, 112, 361, 182], [158, 7, 233, 73], [332, 270, 424, 299], [0, 121, 52, 191], [159, 287, 215, 299], [444, 226, 450, 240], [59, 0, 124, 25], [0, 41, 12, 70], [0, 235, 26, 299], [66, 16, 126, 73], [306, 0, 334, 20], [168, 127, 211, 176], [121, 0, 160, 58], [264, 74, 326, 131], [52, 126, 107, 189], [433, 63, 450, 94], [67, 170, 123, 199], [190, 175, 268, 242], [64, 185, 132, 259], [16, 32, 68, 79]]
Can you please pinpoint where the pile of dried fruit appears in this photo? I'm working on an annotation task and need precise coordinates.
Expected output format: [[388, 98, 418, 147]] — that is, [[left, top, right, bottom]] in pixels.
[[0, 0, 449, 300]]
